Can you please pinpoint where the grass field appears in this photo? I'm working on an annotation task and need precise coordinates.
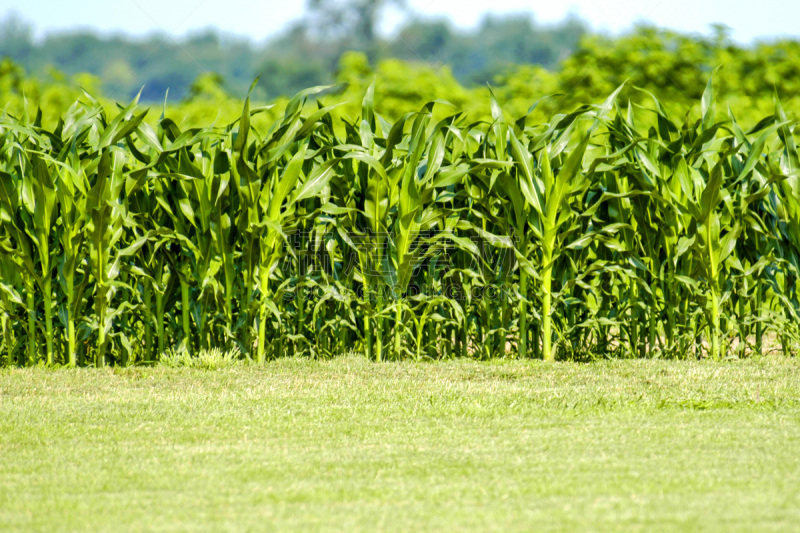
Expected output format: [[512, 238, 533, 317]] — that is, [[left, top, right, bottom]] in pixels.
[[1, 356, 799, 532]]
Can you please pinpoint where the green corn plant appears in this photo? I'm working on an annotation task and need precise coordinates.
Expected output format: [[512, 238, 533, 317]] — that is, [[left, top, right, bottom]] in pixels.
[[234, 85, 339, 362], [0, 257, 22, 365], [504, 114, 595, 360], [23, 152, 59, 366], [0, 122, 45, 365], [0, 163, 27, 365], [84, 149, 123, 365], [47, 142, 90, 367], [659, 77, 785, 358]]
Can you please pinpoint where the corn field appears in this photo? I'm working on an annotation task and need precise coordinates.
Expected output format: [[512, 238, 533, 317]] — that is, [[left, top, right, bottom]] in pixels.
[[1, 78, 799, 366]]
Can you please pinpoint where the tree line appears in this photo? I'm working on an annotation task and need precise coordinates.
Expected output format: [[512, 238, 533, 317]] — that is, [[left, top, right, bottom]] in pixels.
[[0, 1, 585, 101]]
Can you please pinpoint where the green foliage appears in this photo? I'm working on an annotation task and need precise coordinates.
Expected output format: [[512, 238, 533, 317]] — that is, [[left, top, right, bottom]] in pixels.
[[5, 20, 800, 131], [333, 51, 479, 121], [0, 72, 799, 366], [535, 25, 800, 126], [5, 7, 800, 126], [0, 58, 103, 125]]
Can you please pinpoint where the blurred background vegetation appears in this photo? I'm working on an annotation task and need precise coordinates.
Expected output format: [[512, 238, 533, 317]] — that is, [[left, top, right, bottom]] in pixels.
[[1, 0, 799, 127]]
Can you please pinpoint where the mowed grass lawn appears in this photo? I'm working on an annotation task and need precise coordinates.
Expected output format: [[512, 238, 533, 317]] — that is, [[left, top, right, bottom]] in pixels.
[[1, 356, 799, 532]]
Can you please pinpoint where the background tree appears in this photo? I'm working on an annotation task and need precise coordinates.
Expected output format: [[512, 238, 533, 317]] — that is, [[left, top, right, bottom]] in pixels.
[[306, 0, 408, 51]]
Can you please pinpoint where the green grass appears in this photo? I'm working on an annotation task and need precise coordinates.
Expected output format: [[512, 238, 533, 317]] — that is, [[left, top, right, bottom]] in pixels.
[[1, 356, 799, 532]]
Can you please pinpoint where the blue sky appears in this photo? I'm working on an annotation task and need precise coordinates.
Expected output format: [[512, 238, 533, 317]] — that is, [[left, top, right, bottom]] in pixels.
[[0, 0, 793, 44]]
